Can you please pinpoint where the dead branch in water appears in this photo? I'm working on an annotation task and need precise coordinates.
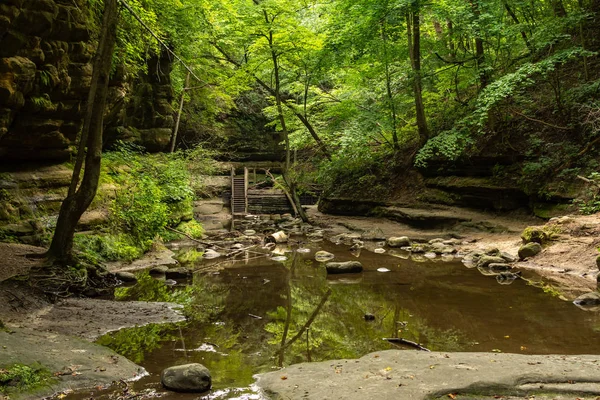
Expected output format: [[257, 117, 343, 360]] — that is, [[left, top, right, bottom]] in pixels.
[[384, 338, 431, 352]]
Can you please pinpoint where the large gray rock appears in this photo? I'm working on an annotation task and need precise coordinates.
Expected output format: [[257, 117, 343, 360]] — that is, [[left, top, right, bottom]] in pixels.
[[161, 363, 211, 392], [325, 261, 363, 274], [518, 242, 542, 260], [387, 236, 411, 248], [257, 351, 600, 400]]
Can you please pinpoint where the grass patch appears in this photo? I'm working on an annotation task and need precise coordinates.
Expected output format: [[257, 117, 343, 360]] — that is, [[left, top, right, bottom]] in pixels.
[[0, 363, 56, 396]]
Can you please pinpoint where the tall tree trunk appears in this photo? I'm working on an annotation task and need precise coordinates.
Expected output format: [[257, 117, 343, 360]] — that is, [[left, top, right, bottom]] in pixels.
[[503, 1, 532, 51], [47, 0, 118, 262], [261, 8, 308, 222], [551, 0, 567, 17], [170, 71, 190, 153], [407, 6, 429, 148], [469, 0, 488, 89], [381, 21, 399, 150]]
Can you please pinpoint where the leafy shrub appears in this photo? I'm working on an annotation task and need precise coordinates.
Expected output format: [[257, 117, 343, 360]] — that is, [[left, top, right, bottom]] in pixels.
[[573, 172, 600, 214], [75, 142, 206, 262], [0, 364, 55, 395], [176, 220, 204, 239]]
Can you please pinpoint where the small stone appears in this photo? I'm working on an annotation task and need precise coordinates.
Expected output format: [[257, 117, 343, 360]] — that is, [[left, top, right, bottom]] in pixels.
[[441, 246, 456, 254], [374, 248, 385, 254], [161, 363, 211, 392], [116, 271, 136, 282], [496, 272, 519, 285], [573, 292, 600, 307], [315, 250, 335, 262], [476, 256, 506, 269], [149, 266, 168, 275], [484, 247, 500, 256], [243, 229, 256, 236], [203, 249, 221, 259], [518, 242, 542, 260], [428, 238, 444, 244], [424, 252, 437, 259], [364, 313, 375, 321], [269, 231, 288, 244], [165, 268, 193, 279], [387, 236, 411, 248], [325, 261, 363, 274], [500, 252, 517, 263], [488, 263, 512, 273]]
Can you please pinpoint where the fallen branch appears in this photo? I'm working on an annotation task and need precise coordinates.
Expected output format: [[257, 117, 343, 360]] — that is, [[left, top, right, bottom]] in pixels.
[[384, 338, 431, 352], [166, 226, 232, 251], [264, 169, 299, 217], [577, 175, 600, 190], [510, 108, 571, 131]]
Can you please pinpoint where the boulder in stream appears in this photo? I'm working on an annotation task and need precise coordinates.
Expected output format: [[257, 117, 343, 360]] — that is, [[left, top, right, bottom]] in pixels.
[[476, 256, 506, 269], [203, 249, 221, 259], [518, 242, 542, 260], [165, 268, 193, 279], [269, 231, 288, 244], [326, 261, 363, 274], [161, 363, 211, 392], [315, 250, 335, 262], [387, 236, 411, 248]]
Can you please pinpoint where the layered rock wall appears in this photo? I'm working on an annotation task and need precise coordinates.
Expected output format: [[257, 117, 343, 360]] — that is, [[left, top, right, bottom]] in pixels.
[[0, 0, 95, 162]]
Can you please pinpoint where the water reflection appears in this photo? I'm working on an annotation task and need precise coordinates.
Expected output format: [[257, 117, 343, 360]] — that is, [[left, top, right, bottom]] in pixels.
[[85, 241, 600, 399]]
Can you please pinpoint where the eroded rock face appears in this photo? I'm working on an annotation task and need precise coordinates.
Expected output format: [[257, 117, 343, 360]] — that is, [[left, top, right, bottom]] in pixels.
[[161, 363, 211, 393], [0, 3, 176, 162], [0, 0, 93, 161]]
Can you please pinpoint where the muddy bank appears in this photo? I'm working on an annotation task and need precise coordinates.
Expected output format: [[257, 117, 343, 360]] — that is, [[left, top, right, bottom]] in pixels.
[[257, 350, 600, 400]]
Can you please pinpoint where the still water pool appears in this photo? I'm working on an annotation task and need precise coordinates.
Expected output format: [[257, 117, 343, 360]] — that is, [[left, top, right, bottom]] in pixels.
[[73, 241, 600, 399]]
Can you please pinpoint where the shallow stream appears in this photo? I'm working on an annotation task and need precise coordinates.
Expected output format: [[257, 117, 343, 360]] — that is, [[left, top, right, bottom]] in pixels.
[[71, 241, 600, 399]]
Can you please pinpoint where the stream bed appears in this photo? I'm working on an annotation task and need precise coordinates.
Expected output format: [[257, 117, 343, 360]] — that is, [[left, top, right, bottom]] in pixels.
[[70, 241, 600, 399]]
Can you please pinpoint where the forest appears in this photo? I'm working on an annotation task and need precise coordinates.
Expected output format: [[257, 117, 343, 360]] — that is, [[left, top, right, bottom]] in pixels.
[[1, 0, 600, 399]]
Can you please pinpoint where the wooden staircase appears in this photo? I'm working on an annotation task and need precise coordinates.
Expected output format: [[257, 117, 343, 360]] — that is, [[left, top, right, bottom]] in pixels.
[[231, 175, 246, 214]]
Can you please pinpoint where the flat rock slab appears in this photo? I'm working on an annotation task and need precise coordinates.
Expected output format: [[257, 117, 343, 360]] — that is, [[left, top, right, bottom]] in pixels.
[[28, 298, 185, 340], [256, 350, 600, 400], [107, 249, 177, 273], [0, 328, 145, 399]]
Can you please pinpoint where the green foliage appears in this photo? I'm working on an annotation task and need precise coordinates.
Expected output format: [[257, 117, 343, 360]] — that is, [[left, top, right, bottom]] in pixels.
[[574, 172, 600, 214], [177, 248, 204, 264], [74, 234, 142, 263], [71, 143, 206, 262], [111, 175, 169, 245], [0, 364, 55, 395], [176, 220, 205, 239]]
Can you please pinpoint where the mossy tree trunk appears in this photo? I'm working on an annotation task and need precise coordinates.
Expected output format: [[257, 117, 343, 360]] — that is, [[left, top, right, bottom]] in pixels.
[[47, 0, 119, 263]]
